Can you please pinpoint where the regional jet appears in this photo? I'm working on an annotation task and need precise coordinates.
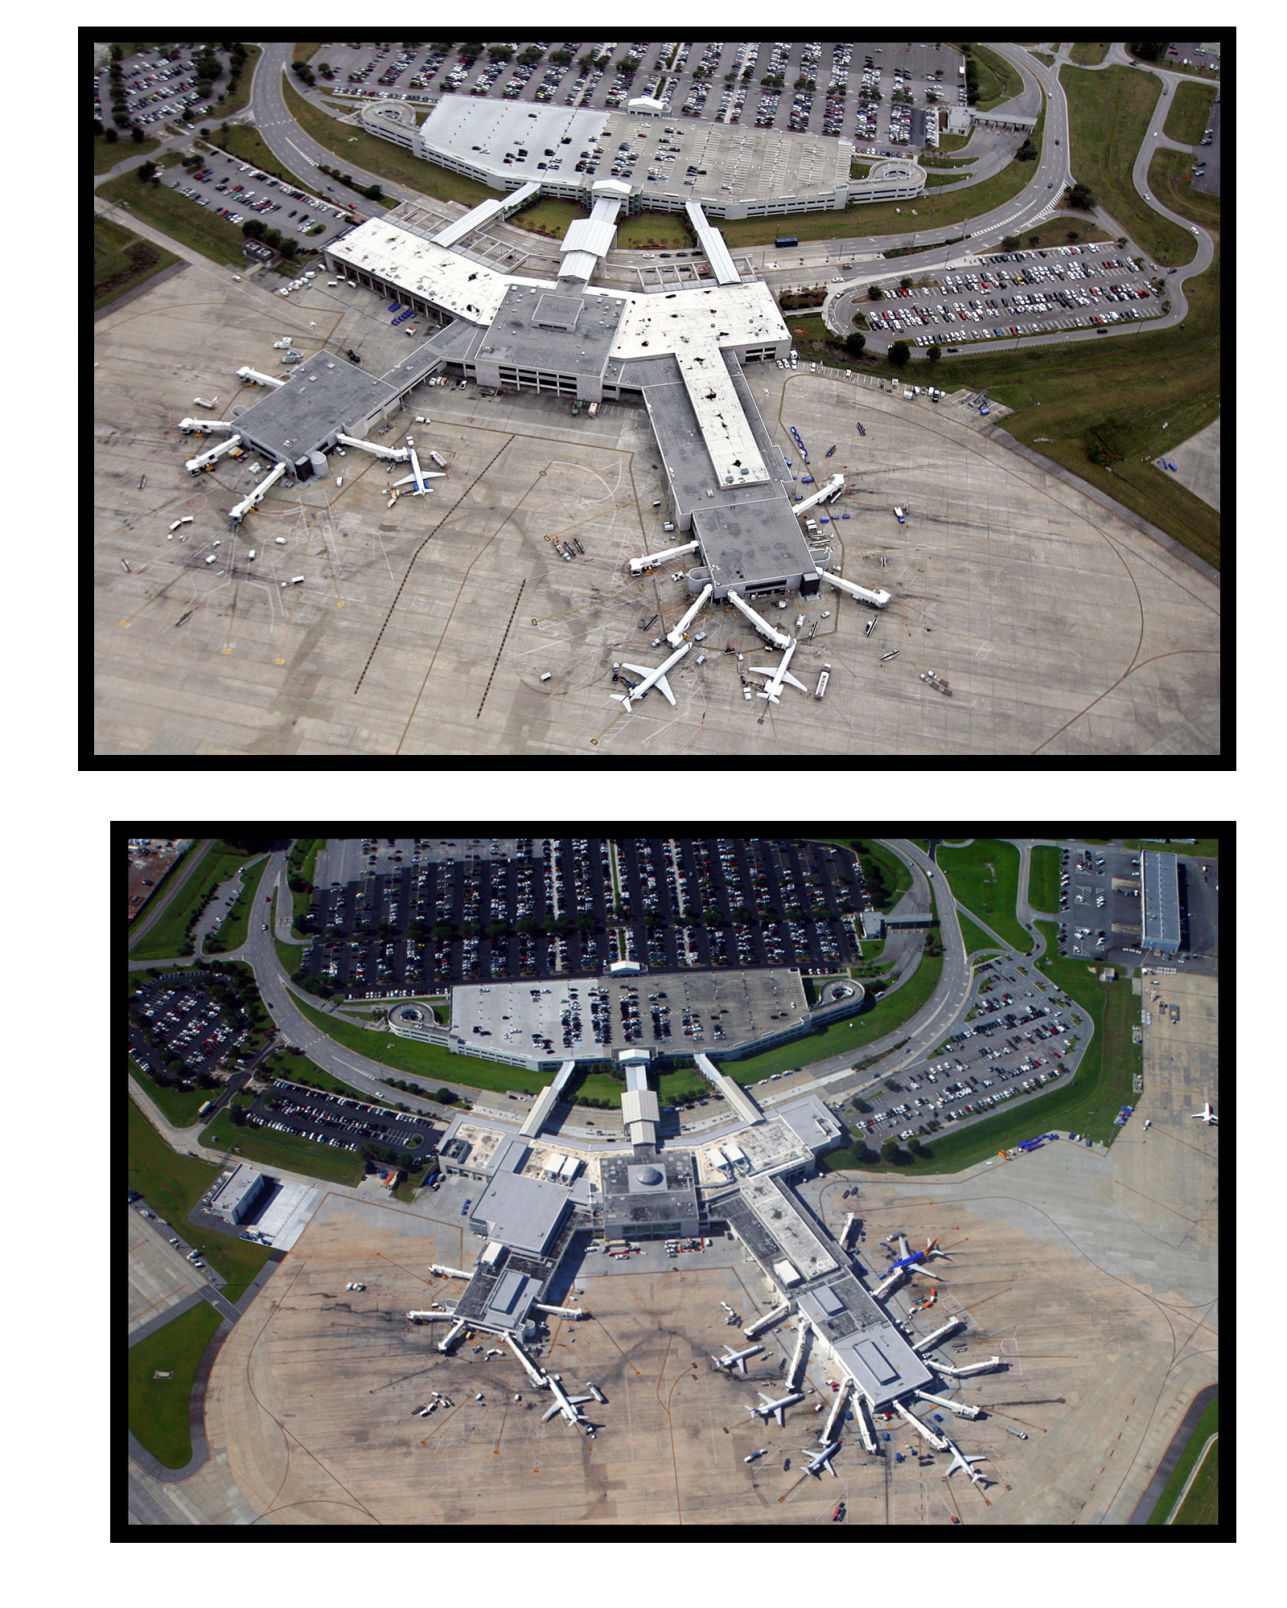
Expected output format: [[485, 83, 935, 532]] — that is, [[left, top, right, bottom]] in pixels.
[[541, 1372, 596, 1428], [712, 1343, 764, 1375], [392, 443, 445, 496], [611, 641, 692, 710], [748, 1390, 805, 1426], [801, 1440, 840, 1478], [747, 639, 807, 704], [942, 1437, 987, 1485], [1190, 1101, 1218, 1126]]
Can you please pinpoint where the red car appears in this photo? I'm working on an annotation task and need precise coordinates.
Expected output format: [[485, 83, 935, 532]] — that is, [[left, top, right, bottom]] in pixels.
[[832, 1502, 846, 1522]]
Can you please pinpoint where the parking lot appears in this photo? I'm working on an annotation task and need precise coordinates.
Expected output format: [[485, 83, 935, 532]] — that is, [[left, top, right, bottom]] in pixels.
[[244, 1078, 439, 1166], [860, 242, 1163, 353], [304, 838, 871, 999], [1056, 845, 1219, 970], [129, 975, 247, 1083], [306, 40, 972, 150], [844, 953, 1090, 1143], [94, 44, 222, 133], [154, 147, 352, 255]]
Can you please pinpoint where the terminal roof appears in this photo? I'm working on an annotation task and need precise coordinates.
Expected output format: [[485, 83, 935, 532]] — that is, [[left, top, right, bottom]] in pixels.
[[232, 352, 395, 460]]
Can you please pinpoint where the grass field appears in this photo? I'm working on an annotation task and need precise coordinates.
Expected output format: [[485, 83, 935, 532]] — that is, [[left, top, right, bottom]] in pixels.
[[1027, 845, 1062, 914], [615, 211, 694, 249], [1163, 79, 1218, 145], [127, 1096, 272, 1299], [98, 168, 247, 267], [956, 910, 1005, 956], [982, 214, 1113, 251], [282, 76, 501, 210], [256, 1047, 398, 1108], [1145, 1396, 1218, 1524], [130, 842, 260, 960], [93, 213, 179, 311], [287, 838, 325, 935], [200, 1101, 366, 1187], [206, 123, 316, 196], [969, 44, 1026, 109], [128, 1054, 212, 1128], [209, 855, 269, 952], [128, 1301, 224, 1468], [94, 131, 161, 174], [937, 840, 1029, 951], [1068, 42, 1110, 66], [1173, 1439, 1218, 1524]]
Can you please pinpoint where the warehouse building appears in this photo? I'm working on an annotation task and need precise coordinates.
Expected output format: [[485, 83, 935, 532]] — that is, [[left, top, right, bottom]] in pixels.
[[1141, 850, 1183, 955]]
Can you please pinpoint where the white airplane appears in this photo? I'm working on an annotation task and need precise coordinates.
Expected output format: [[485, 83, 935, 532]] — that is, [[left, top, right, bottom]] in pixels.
[[748, 1390, 805, 1426], [611, 640, 692, 710], [747, 639, 807, 704], [1190, 1101, 1218, 1126], [801, 1440, 840, 1478], [541, 1372, 596, 1428], [713, 1342, 764, 1375], [392, 444, 445, 495], [890, 1235, 951, 1275], [943, 1437, 987, 1485]]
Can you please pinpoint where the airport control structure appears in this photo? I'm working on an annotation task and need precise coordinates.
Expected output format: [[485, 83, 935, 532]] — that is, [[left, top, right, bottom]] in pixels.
[[418, 1031, 1001, 1468], [173, 173, 890, 716]]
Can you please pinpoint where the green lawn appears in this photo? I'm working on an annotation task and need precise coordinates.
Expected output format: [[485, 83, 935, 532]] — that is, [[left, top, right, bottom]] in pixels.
[[130, 842, 261, 960], [1163, 79, 1218, 145], [128, 1301, 224, 1468], [1173, 1439, 1218, 1524], [127, 1096, 272, 1300], [282, 76, 501, 210], [615, 211, 694, 249], [956, 911, 1004, 956], [128, 1054, 211, 1129], [257, 1047, 400, 1108], [1146, 1397, 1218, 1524], [969, 44, 1026, 109], [93, 213, 179, 310], [94, 131, 161, 174], [1027, 845, 1062, 914], [200, 1103, 366, 1187], [287, 838, 325, 935], [98, 168, 249, 267], [207, 855, 269, 953], [1068, 42, 1110, 66], [937, 840, 1029, 951]]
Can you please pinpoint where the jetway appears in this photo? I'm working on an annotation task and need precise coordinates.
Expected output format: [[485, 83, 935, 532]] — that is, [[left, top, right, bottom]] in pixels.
[[534, 1303, 589, 1321], [871, 1265, 906, 1300], [505, 1333, 548, 1387], [785, 1317, 811, 1393], [407, 1309, 456, 1323], [744, 1299, 792, 1339], [935, 1355, 1004, 1378], [727, 589, 792, 649], [666, 582, 713, 648], [793, 473, 845, 516], [437, 1318, 468, 1353], [179, 417, 236, 435], [912, 1317, 965, 1354], [228, 460, 287, 526], [893, 1398, 949, 1451], [840, 1213, 857, 1248], [629, 539, 700, 576], [817, 568, 891, 610], [852, 1391, 878, 1453], [185, 433, 243, 474], [235, 365, 286, 389], [821, 1379, 850, 1446], [914, 1388, 980, 1420], [335, 433, 412, 463], [429, 1262, 472, 1281]]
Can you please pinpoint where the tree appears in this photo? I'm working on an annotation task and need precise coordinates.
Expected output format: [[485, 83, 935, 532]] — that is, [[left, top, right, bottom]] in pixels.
[[926, 343, 942, 364], [1001, 233, 1020, 251], [888, 341, 911, 368], [880, 1136, 902, 1163], [899, 276, 913, 289], [139, 159, 157, 182], [867, 284, 884, 301], [1067, 180, 1096, 211], [488, 44, 513, 62]]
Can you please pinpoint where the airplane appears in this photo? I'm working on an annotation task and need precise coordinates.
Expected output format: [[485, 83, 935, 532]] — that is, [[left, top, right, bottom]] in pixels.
[[611, 640, 692, 710], [885, 1236, 951, 1277], [712, 1342, 764, 1375], [541, 1372, 596, 1428], [747, 639, 807, 704], [1190, 1101, 1218, 1126], [392, 443, 445, 495], [942, 1437, 987, 1485], [800, 1440, 840, 1478], [748, 1390, 805, 1426]]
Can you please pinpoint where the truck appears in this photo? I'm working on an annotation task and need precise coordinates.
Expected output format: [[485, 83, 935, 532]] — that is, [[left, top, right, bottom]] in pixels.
[[814, 665, 831, 700]]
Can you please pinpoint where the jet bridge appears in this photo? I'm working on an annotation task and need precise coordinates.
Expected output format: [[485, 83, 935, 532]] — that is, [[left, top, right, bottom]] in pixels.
[[934, 1355, 1004, 1379], [180, 417, 237, 435], [235, 365, 286, 389], [227, 460, 287, 526], [666, 582, 713, 648], [912, 1317, 965, 1354], [821, 1378, 851, 1446], [852, 1391, 878, 1453], [629, 540, 701, 576], [744, 1299, 792, 1339], [785, 1316, 811, 1392], [914, 1388, 981, 1420], [727, 588, 793, 650], [793, 473, 845, 516], [893, 1398, 949, 1451], [335, 433, 412, 463], [817, 568, 891, 610], [185, 433, 243, 474]]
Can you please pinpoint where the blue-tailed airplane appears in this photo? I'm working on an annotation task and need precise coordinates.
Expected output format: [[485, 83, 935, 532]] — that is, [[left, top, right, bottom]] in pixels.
[[392, 442, 445, 496], [801, 1440, 840, 1478], [886, 1235, 950, 1276]]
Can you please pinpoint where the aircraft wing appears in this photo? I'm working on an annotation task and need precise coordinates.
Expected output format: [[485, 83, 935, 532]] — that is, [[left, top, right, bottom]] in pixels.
[[391, 473, 417, 488], [781, 671, 808, 693], [745, 666, 775, 679], [541, 1402, 563, 1422], [653, 673, 676, 706], [619, 663, 652, 680]]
